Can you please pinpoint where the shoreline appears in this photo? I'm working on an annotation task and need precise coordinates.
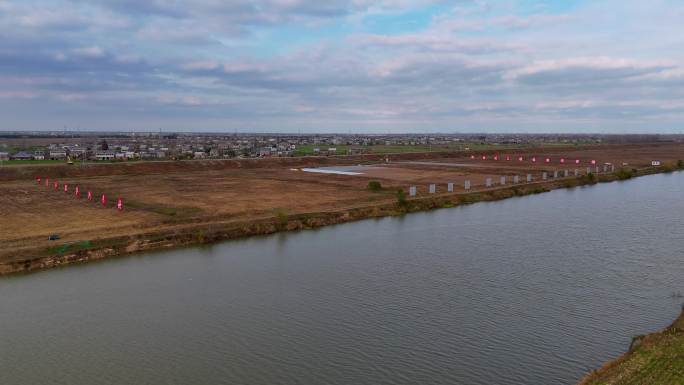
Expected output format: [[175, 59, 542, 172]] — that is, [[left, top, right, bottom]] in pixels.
[[1, 164, 675, 276], [577, 306, 684, 384]]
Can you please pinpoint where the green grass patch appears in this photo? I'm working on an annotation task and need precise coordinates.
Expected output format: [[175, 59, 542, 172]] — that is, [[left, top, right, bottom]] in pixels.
[[580, 310, 684, 385], [0, 159, 69, 166], [274, 208, 289, 230], [615, 168, 635, 180], [367, 180, 383, 191], [46, 240, 93, 255], [124, 200, 202, 217], [290, 142, 574, 156]]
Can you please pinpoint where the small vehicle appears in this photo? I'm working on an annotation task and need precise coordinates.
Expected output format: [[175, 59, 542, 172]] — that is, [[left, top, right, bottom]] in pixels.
[[48, 234, 60, 241]]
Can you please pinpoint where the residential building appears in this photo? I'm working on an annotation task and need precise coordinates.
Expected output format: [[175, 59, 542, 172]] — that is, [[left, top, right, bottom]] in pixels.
[[94, 150, 115, 161], [11, 151, 34, 160], [49, 149, 67, 159]]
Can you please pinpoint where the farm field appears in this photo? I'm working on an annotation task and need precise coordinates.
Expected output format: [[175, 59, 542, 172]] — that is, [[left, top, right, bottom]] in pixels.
[[1, 142, 683, 271], [0, 159, 67, 166], [290, 141, 580, 156], [291, 143, 449, 155], [0, 168, 388, 260]]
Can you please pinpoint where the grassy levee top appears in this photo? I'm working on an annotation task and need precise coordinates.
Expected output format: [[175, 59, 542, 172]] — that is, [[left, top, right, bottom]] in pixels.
[[578, 308, 684, 385]]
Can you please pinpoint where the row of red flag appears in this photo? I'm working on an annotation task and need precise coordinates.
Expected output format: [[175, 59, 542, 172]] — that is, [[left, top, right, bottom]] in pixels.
[[470, 154, 597, 165], [36, 177, 123, 211]]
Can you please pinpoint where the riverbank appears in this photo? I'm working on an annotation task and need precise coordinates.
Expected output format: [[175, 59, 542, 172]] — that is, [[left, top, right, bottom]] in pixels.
[[578, 307, 684, 385], [1, 160, 679, 275]]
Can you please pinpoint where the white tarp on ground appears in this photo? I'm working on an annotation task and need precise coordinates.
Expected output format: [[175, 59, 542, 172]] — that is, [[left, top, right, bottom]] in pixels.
[[300, 168, 363, 175]]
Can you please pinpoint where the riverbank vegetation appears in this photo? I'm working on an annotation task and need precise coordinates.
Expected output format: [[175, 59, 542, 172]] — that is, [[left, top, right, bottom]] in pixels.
[[615, 168, 636, 180], [367, 180, 383, 191], [579, 308, 684, 385]]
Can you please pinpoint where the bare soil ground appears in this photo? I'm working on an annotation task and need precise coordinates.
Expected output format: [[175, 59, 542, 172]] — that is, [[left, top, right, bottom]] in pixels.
[[0, 169, 387, 258], [1, 142, 682, 267]]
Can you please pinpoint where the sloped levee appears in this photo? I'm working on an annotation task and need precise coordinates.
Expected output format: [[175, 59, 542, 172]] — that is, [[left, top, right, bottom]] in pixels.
[[577, 307, 684, 385]]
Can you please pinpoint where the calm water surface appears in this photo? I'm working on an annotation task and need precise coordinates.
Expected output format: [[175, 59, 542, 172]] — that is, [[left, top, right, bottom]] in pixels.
[[2, 173, 684, 385]]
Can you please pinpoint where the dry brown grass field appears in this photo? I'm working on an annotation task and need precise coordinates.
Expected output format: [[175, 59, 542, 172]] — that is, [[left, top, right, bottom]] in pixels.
[[1, 142, 683, 271]]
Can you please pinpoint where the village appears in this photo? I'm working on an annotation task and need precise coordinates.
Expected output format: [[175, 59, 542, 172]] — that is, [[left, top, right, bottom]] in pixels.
[[0, 132, 676, 163]]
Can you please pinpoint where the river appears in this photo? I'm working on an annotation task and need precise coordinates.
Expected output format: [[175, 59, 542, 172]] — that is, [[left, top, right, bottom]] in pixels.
[[1, 172, 683, 385]]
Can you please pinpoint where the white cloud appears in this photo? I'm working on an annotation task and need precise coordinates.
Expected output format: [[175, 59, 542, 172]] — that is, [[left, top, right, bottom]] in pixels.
[[72, 46, 105, 58], [181, 61, 221, 71], [507, 57, 672, 79], [1, 0, 684, 132]]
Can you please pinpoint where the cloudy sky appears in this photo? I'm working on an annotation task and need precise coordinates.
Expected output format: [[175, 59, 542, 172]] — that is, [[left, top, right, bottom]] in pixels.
[[1, 0, 683, 133]]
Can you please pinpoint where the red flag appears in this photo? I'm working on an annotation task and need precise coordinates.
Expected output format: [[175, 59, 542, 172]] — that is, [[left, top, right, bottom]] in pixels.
[[518, 156, 523, 161], [591, 159, 596, 165], [75, 186, 80, 198], [64, 184, 68, 193], [101, 194, 107, 207], [87, 191, 93, 201], [575, 159, 580, 164], [54, 181, 58, 190], [545, 157, 550, 163], [560, 158, 565, 164], [470, 155, 475, 160], [117, 197, 123, 211], [505, 155, 510, 161], [36, 177, 41, 184], [493, 155, 499, 161], [481, 155, 487, 160], [45, 178, 49, 187], [532, 157, 537, 162]]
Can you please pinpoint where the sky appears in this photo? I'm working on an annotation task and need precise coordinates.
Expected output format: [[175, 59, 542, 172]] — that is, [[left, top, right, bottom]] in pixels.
[[1, 0, 684, 133]]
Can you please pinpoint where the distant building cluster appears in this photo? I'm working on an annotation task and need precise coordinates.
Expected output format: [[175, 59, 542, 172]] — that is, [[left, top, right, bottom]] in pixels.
[[0, 132, 675, 163]]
